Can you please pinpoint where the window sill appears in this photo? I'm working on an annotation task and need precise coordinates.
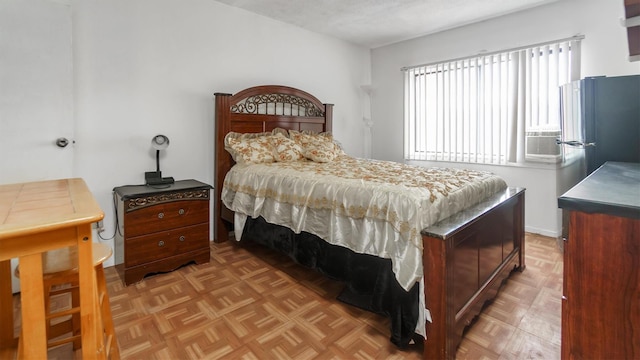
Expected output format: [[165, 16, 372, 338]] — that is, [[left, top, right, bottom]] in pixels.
[[406, 153, 583, 171]]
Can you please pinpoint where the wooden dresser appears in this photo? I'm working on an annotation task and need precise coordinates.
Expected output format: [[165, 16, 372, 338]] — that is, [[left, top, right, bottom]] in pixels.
[[558, 162, 640, 359], [113, 180, 212, 285]]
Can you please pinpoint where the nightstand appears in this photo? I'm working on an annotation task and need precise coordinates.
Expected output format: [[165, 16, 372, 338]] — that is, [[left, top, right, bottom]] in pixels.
[[113, 179, 212, 285]]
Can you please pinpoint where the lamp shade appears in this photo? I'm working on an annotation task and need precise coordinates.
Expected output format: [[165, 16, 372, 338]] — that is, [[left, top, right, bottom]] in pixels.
[[151, 135, 170, 150]]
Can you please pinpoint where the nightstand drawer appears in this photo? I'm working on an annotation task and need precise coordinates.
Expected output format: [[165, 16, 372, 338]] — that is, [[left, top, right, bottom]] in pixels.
[[124, 199, 209, 237], [125, 223, 209, 267]]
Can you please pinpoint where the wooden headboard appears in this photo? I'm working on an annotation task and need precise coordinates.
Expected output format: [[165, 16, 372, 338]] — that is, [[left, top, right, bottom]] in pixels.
[[214, 85, 334, 242]]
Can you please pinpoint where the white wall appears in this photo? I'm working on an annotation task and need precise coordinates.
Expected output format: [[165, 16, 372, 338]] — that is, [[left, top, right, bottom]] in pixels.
[[0, 0, 75, 185], [1, 0, 78, 294], [8, 0, 369, 266], [370, 0, 640, 236]]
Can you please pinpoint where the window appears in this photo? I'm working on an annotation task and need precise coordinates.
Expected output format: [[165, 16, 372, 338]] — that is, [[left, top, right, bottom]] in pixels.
[[403, 37, 582, 164]]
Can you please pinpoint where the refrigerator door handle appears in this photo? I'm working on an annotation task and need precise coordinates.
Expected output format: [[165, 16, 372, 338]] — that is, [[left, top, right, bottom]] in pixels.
[[556, 139, 596, 148]]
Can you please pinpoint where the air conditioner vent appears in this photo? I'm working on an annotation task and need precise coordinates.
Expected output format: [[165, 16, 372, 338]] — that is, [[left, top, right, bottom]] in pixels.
[[526, 130, 561, 163]]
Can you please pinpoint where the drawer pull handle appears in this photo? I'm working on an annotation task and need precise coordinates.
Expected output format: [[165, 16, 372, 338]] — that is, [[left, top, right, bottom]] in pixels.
[[179, 235, 185, 242], [158, 240, 165, 247], [178, 208, 185, 215], [158, 212, 164, 219]]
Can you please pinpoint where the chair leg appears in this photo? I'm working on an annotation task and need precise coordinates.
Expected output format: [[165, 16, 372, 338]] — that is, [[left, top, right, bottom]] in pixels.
[[71, 285, 82, 350], [43, 280, 53, 342], [17, 329, 24, 358], [95, 264, 120, 360]]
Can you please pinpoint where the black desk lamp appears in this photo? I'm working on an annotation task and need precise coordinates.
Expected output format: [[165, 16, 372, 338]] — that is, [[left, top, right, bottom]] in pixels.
[[145, 134, 175, 185]]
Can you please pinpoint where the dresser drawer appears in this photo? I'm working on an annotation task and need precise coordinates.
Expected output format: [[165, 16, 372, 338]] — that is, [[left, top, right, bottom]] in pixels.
[[124, 199, 209, 238], [124, 223, 209, 267]]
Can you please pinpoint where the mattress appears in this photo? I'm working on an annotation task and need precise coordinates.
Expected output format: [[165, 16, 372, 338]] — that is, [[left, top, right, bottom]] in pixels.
[[221, 156, 507, 291]]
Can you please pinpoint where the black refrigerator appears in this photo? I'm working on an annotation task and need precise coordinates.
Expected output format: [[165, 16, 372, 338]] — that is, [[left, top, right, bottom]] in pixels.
[[560, 74, 640, 176]]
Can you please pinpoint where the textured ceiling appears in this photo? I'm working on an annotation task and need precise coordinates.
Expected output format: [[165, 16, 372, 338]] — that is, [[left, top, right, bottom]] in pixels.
[[214, 0, 558, 48]]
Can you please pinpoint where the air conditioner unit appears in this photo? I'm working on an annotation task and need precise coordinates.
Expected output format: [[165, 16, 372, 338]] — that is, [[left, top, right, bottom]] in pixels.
[[526, 130, 562, 163]]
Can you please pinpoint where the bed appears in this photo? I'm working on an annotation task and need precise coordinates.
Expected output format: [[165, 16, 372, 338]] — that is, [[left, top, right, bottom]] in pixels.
[[213, 85, 525, 359]]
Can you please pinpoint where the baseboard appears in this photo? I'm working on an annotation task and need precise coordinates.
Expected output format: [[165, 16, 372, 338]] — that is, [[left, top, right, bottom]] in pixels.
[[525, 226, 559, 238]]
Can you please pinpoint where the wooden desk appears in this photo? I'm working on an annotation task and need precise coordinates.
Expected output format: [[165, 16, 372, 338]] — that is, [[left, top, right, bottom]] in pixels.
[[0, 178, 105, 359]]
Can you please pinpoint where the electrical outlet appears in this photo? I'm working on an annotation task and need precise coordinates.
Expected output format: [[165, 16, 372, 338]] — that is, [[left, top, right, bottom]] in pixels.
[[96, 220, 104, 233]]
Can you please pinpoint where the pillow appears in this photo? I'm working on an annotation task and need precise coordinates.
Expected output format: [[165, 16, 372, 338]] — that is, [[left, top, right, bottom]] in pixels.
[[272, 133, 305, 162], [224, 133, 275, 164], [270, 127, 289, 137], [332, 139, 347, 156], [289, 130, 344, 162], [304, 136, 338, 162]]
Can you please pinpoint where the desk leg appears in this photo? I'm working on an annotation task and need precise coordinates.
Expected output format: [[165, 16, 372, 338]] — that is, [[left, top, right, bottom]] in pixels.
[[0, 260, 16, 349], [18, 253, 48, 359], [77, 226, 105, 360]]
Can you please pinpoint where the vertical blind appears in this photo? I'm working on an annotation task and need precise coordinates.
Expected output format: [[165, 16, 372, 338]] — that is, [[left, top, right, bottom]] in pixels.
[[403, 36, 582, 164]]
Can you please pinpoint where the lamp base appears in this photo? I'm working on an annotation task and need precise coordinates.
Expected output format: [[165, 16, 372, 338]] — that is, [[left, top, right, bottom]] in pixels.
[[145, 171, 175, 186]]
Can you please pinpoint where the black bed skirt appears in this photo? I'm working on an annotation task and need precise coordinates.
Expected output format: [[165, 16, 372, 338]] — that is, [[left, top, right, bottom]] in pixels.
[[240, 216, 420, 348]]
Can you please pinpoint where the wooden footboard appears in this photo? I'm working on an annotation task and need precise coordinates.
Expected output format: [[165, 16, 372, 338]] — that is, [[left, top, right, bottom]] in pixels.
[[421, 187, 525, 359]]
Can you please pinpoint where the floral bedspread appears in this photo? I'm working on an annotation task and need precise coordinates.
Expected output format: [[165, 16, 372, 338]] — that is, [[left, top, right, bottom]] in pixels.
[[221, 156, 507, 291]]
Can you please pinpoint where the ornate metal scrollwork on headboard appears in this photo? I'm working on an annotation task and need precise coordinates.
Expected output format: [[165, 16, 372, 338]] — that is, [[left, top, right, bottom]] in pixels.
[[231, 93, 324, 117]]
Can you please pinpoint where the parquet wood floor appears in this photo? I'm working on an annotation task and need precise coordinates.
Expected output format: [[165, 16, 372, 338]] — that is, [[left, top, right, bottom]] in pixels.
[[9, 233, 562, 359]]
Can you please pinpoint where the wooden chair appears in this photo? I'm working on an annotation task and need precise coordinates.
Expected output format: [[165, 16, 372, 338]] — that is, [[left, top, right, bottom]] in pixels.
[[16, 242, 120, 359]]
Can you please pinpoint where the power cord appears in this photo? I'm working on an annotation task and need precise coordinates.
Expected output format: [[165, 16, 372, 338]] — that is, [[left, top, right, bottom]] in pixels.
[[97, 194, 123, 241]]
